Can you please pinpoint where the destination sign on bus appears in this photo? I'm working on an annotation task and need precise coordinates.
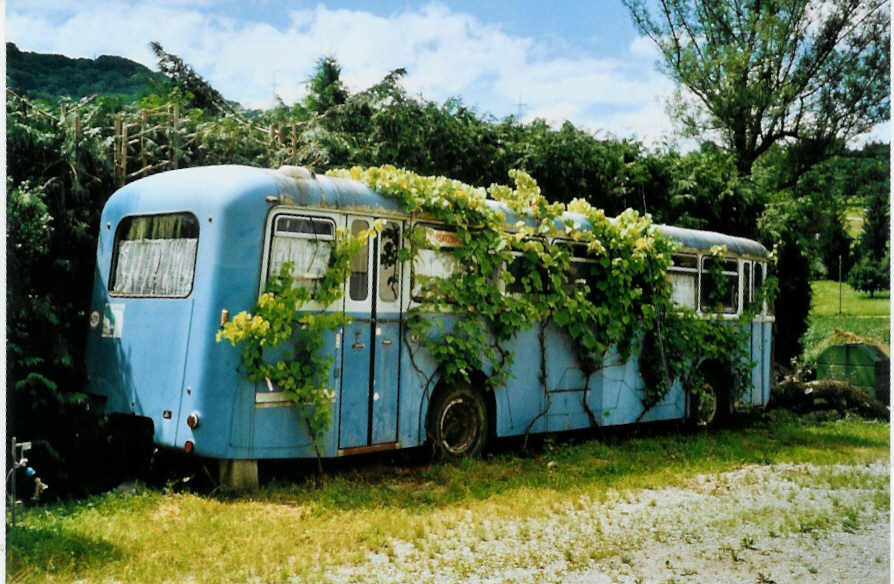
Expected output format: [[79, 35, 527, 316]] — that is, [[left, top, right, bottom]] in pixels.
[[426, 228, 462, 248]]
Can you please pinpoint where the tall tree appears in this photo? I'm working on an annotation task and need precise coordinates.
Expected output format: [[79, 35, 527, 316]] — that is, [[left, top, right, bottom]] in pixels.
[[150, 41, 231, 114], [624, 0, 889, 176], [305, 56, 349, 115]]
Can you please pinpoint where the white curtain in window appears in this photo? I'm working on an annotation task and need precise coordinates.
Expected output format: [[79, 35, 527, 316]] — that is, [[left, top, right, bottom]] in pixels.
[[669, 272, 697, 309], [114, 239, 197, 296], [269, 237, 331, 285]]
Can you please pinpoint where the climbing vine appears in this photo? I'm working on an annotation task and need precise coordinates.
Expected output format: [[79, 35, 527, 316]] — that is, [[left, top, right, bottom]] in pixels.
[[330, 165, 776, 422], [217, 222, 380, 459], [218, 164, 776, 459]]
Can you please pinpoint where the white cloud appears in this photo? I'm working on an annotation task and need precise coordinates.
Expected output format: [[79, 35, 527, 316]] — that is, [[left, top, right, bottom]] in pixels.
[[7, 1, 681, 144], [629, 35, 660, 59]]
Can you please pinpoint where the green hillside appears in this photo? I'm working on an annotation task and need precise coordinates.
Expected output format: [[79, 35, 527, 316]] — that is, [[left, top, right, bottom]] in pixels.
[[6, 42, 167, 102]]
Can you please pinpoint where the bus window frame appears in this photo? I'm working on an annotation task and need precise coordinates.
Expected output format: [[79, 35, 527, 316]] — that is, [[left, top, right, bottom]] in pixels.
[[409, 222, 461, 305], [698, 255, 741, 316], [259, 209, 342, 311], [668, 253, 699, 310]]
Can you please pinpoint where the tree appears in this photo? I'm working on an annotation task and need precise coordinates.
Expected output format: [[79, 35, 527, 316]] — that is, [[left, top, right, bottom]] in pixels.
[[848, 253, 889, 297], [624, 0, 889, 176], [150, 41, 231, 114], [305, 56, 349, 115], [859, 183, 890, 263]]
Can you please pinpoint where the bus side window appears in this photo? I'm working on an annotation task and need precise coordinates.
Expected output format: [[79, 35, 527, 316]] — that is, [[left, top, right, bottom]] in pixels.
[[743, 261, 753, 305], [756, 261, 772, 315], [562, 243, 597, 296], [700, 257, 739, 314], [378, 221, 401, 302], [268, 215, 335, 292], [412, 225, 459, 301], [668, 254, 698, 309], [349, 219, 370, 301], [505, 238, 550, 296]]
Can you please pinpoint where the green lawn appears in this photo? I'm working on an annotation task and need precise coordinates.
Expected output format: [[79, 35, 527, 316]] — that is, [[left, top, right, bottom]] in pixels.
[[6, 417, 889, 584], [844, 206, 866, 239], [802, 280, 890, 364], [809, 280, 890, 317]]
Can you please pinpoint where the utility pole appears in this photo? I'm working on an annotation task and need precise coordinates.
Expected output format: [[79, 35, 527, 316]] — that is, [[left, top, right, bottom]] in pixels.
[[838, 255, 843, 315], [515, 97, 527, 120]]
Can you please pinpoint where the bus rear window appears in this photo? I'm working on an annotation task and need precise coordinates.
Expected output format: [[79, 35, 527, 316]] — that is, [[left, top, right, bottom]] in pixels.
[[110, 212, 199, 297]]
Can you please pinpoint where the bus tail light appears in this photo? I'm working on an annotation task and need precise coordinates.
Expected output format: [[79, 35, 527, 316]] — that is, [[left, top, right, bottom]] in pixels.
[[186, 411, 200, 429], [184, 440, 195, 454]]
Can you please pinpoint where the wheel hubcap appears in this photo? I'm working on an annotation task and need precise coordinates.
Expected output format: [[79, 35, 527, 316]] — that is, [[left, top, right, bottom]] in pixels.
[[439, 397, 479, 454]]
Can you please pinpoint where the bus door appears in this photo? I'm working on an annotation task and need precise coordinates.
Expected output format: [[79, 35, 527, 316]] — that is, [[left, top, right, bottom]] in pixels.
[[339, 216, 403, 450]]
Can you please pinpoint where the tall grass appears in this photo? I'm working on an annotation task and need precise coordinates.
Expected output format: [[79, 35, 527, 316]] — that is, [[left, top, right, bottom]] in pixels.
[[7, 416, 889, 584]]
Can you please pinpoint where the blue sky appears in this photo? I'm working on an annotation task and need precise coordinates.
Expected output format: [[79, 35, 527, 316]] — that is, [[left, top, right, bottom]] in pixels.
[[6, 1, 888, 146]]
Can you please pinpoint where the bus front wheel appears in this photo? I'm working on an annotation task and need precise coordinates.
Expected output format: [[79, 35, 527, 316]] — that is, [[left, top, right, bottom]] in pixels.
[[429, 384, 488, 459]]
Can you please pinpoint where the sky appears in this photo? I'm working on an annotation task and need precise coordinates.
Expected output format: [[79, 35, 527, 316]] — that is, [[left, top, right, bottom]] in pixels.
[[5, 1, 888, 147]]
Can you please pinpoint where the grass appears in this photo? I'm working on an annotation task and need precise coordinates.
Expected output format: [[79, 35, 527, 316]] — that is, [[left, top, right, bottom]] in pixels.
[[801, 280, 890, 364], [6, 415, 889, 584], [809, 280, 890, 317], [844, 206, 865, 239]]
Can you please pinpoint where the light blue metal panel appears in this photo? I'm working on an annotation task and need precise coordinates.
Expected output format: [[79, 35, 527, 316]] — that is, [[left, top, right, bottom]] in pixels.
[[372, 316, 401, 444], [396, 317, 448, 447], [101, 298, 194, 446], [339, 316, 372, 449], [543, 322, 594, 432], [748, 322, 764, 407], [637, 380, 686, 423], [762, 321, 772, 406], [600, 355, 643, 425], [547, 391, 592, 432], [253, 405, 316, 448], [248, 326, 342, 455], [228, 379, 255, 449], [497, 329, 547, 436]]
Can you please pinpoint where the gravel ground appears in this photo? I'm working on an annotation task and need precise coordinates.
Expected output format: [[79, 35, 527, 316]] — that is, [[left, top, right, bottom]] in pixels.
[[323, 461, 890, 584]]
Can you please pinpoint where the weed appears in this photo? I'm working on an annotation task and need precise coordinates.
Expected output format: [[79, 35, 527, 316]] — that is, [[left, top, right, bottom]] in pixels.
[[841, 509, 860, 533]]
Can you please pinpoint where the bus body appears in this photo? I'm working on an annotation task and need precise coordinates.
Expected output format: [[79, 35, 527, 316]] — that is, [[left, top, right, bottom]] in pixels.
[[84, 165, 773, 470]]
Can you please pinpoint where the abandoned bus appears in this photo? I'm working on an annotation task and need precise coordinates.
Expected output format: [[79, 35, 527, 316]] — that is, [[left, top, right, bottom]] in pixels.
[[84, 165, 773, 485]]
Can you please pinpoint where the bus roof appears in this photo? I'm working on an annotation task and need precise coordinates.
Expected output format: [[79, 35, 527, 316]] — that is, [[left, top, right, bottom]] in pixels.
[[114, 165, 768, 259]]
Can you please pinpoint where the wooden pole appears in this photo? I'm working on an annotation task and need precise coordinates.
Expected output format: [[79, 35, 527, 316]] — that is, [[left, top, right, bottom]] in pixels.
[[172, 104, 179, 169], [141, 110, 148, 175], [121, 119, 128, 185], [838, 255, 843, 315], [114, 113, 122, 185], [290, 124, 297, 158]]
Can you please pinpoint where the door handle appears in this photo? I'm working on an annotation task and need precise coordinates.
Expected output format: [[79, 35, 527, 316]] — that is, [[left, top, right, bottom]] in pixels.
[[352, 330, 365, 350], [382, 339, 393, 346]]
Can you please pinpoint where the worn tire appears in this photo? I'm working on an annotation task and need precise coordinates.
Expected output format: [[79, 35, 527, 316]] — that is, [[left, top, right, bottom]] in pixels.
[[428, 384, 488, 459], [691, 360, 732, 427], [692, 382, 718, 426]]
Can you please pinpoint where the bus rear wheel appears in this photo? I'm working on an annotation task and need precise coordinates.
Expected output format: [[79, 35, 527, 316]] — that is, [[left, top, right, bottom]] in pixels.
[[429, 384, 488, 459], [692, 382, 718, 426]]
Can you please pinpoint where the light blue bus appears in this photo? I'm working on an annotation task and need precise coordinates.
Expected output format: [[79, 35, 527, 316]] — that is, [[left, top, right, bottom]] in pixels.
[[84, 165, 773, 487]]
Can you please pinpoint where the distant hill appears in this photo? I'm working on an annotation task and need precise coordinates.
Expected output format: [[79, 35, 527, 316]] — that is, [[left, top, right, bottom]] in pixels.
[[7, 42, 168, 102]]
